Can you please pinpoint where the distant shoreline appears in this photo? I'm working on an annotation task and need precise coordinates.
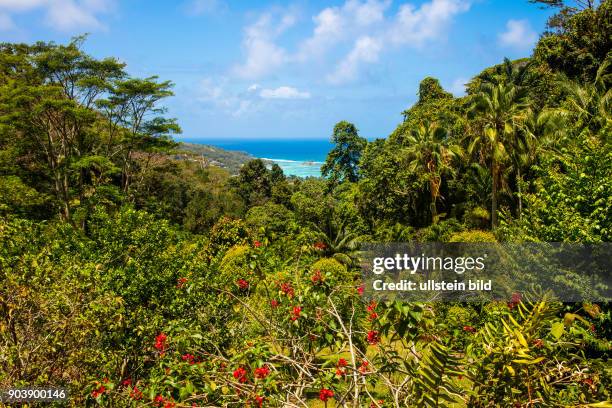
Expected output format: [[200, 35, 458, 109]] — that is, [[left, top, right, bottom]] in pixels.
[[179, 140, 325, 178]]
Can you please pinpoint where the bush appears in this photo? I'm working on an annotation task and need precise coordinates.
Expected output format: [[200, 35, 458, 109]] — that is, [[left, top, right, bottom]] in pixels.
[[449, 230, 497, 242], [464, 206, 490, 229], [311, 257, 351, 285], [245, 202, 294, 237], [220, 244, 252, 282]]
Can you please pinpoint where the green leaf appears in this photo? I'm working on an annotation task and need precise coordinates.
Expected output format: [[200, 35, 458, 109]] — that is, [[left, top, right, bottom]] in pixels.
[[551, 322, 564, 340], [512, 357, 545, 365]]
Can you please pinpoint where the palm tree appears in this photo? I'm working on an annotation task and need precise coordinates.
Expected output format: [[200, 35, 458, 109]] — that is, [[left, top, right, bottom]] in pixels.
[[468, 68, 531, 228], [513, 106, 567, 218], [552, 57, 611, 135], [402, 122, 463, 223]]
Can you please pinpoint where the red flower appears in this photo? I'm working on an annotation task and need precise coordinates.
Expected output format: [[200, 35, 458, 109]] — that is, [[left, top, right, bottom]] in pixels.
[[280, 282, 295, 298], [154, 333, 167, 352], [164, 402, 176, 408], [233, 366, 248, 383], [254, 395, 265, 407], [367, 302, 378, 320], [358, 360, 369, 375], [290, 306, 302, 321], [122, 378, 132, 386], [508, 292, 522, 309], [590, 324, 596, 333], [154, 395, 164, 407], [337, 358, 348, 368], [236, 278, 249, 290], [254, 365, 270, 379], [130, 386, 143, 400], [182, 353, 196, 364], [463, 325, 476, 333], [533, 339, 544, 348], [357, 285, 364, 296], [367, 330, 379, 345], [313, 241, 327, 250], [176, 277, 188, 288], [583, 377, 594, 386], [319, 388, 334, 402], [335, 368, 346, 376], [91, 385, 106, 398], [270, 299, 280, 308], [254, 240, 262, 248], [311, 269, 324, 285]]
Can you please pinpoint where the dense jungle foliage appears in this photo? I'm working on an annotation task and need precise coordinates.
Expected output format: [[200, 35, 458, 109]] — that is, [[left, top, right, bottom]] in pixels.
[[0, 1, 610, 406]]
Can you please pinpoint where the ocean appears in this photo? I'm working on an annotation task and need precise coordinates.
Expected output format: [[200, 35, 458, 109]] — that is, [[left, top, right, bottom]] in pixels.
[[180, 138, 333, 178]]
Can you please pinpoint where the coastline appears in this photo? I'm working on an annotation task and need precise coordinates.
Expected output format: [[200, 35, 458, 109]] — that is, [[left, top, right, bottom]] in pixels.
[[180, 139, 327, 178]]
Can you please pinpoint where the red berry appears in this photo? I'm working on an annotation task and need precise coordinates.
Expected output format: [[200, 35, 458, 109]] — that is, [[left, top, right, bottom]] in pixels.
[[319, 388, 334, 402], [254, 365, 270, 379], [233, 367, 248, 383], [367, 330, 379, 345]]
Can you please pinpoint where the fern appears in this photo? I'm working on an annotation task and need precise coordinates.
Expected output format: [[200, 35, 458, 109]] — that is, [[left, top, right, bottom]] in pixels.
[[415, 342, 464, 407]]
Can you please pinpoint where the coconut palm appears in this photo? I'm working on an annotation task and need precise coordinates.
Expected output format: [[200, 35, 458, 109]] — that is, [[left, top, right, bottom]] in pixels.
[[552, 56, 611, 136], [402, 122, 463, 223], [468, 73, 532, 228]]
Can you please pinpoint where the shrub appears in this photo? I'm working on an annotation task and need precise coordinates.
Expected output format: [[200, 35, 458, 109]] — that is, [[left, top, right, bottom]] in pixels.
[[449, 230, 497, 242], [245, 202, 294, 237], [464, 206, 490, 229], [220, 244, 252, 282], [310, 257, 350, 285]]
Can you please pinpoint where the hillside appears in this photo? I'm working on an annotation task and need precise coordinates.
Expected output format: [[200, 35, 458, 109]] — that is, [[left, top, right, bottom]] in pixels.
[[177, 142, 253, 174]]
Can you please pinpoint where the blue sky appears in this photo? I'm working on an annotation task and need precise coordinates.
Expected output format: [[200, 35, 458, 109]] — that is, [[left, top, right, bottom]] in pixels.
[[0, 0, 554, 140]]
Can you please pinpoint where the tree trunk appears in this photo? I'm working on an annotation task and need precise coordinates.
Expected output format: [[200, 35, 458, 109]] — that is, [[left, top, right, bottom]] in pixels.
[[491, 162, 498, 229], [517, 167, 522, 220], [430, 177, 440, 224]]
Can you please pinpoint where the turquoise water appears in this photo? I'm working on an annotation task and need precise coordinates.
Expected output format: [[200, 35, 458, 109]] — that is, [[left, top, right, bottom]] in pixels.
[[181, 138, 332, 178], [261, 158, 323, 178]]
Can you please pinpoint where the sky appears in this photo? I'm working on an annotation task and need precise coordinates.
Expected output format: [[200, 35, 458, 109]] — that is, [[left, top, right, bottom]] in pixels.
[[0, 0, 554, 140]]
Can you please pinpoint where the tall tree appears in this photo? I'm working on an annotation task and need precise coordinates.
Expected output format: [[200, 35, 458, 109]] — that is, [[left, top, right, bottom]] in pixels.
[[321, 121, 367, 185], [402, 122, 462, 223], [234, 159, 272, 207], [0, 39, 125, 222], [102, 77, 180, 194], [468, 68, 531, 228]]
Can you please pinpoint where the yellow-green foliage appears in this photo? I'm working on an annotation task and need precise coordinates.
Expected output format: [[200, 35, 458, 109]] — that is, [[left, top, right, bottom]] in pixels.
[[465, 206, 490, 228], [311, 258, 346, 275], [220, 244, 251, 279], [449, 230, 497, 242], [311, 257, 351, 284], [446, 304, 475, 325]]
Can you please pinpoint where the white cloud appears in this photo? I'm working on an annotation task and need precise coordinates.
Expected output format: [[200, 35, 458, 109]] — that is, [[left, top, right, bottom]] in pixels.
[[326, 0, 470, 84], [498, 19, 537, 50], [297, 0, 390, 60], [233, 12, 295, 79], [260, 86, 310, 99], [195, 78, 309, 117], [233, 0, 470, 84], [327, 36, 381, 84], [0, 0, 115, 31], [389, 0, 470, 47]]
